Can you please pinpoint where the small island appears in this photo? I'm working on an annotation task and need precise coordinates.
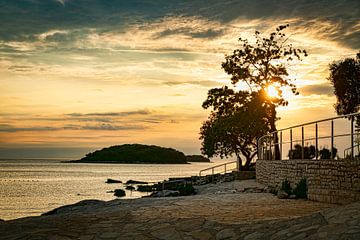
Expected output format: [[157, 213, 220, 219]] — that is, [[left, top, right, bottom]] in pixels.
[[185, 155, 211, 162], [71, 144, 188, 164]]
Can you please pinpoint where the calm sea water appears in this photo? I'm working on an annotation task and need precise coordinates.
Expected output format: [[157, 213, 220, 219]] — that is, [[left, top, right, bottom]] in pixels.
[[0, 158, 231, 220]]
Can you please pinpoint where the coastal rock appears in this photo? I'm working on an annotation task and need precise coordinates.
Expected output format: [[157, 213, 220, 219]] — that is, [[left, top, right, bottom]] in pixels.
[[105, 178, 122, 184], [151, 190, 180, 197], [42, 200, 105, 216], [126, 179, 148, 184], [125, 185, 135, 191], [114, 189, 126, 197], [289, 194, 297, 199], [277, 190, 289, 199]]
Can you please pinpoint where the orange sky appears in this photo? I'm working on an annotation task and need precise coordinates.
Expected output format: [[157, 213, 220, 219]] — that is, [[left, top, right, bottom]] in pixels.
[[0, 1, 359, 158]]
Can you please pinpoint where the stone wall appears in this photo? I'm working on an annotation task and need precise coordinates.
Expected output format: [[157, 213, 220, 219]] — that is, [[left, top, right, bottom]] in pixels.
[[256, 159, 360, 204]]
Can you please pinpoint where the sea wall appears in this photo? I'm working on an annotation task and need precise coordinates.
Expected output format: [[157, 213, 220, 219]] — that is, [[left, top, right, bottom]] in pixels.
[[256, 159, 360, 204]]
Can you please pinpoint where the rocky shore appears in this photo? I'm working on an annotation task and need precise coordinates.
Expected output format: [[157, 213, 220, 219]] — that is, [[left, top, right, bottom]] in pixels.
[[1, 180, 360, 239]]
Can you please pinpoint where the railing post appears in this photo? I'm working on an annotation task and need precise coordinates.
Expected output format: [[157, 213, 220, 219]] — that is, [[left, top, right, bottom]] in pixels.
[[351, 116, 354, 159], [301, 126, 304, 160], [279, 131, 282, 160], [331, 120, 334, 160], [315, 123, 318, 160], [290, 128, 293, 154], [269, 136, 272, 160], [212, 168, 214, 183]]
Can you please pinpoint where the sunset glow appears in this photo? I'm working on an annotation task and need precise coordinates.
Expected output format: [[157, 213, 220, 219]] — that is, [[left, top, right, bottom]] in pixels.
[[0, 1, 359, 158]]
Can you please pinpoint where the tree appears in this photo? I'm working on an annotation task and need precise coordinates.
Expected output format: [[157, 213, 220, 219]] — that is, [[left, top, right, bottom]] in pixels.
[[288, 144, 316, 159], [200, 90, 270, 170], [328, 52, 360, 125], [319, 147, 338, 160], [221, 25, 307, 159], [329, 52, 360, 115]]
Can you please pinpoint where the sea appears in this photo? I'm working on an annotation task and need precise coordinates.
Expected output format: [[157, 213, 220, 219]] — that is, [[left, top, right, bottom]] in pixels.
[[0, 158, 233, 220]]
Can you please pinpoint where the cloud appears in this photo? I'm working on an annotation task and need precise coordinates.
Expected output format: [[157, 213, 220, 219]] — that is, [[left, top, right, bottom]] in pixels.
[[163, 80, 220, 87], [0, 123, 146, 132], [299, 83, 334, 96], [0, 124, 59, 132], [0, 0, 358, 48], [66, 109, 151, 117]]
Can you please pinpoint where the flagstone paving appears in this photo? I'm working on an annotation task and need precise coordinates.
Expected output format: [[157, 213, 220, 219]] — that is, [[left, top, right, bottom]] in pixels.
[[1, 180, 359, 240]]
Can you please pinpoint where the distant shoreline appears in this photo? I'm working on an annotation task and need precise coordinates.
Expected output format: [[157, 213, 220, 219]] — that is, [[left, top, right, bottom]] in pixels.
[[66, 160, 190, 164]]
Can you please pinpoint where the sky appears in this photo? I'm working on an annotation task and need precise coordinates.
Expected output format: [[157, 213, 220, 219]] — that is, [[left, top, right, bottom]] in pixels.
[[0, 0, 359, 158]]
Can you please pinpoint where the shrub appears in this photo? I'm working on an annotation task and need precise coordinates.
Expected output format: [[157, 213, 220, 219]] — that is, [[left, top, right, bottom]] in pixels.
[[137, 185, 154, 192], [280, 179, 292, 195], [176, 184, 196, 196], [293, 178, 307, 199]]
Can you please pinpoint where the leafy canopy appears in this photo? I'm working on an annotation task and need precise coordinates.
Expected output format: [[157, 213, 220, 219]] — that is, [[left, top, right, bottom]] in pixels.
[[328, 52, 360, 116], [200, 92, 270, 169], [200, 24, 307, 167], [222, 24, 307, 106]]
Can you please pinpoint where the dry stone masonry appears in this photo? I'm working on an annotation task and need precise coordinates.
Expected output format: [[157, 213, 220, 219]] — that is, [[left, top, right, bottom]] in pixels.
[[256, 158, 360, 204]]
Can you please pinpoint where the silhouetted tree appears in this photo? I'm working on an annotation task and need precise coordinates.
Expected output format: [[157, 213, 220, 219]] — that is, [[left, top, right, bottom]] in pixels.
[[329, 52, 360, 116], [200, 91, 270, 170], [319, 147, 338, 160], [221, 24, 307, 159]]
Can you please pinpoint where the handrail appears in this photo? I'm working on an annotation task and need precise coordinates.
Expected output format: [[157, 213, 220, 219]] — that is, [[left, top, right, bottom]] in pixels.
[[258, 112, 360, 161], [199, 160, 237, 177], [344, 143, 360, 158]]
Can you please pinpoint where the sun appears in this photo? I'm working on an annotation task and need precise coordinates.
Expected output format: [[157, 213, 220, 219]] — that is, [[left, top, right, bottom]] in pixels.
[[266, 85, 280, 98]]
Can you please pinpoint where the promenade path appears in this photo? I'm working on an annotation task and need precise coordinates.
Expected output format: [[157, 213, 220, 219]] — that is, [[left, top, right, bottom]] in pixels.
[[1, 180, 359, 240]]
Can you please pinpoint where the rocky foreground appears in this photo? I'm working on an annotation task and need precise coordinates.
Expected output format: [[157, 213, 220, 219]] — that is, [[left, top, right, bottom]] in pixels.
[[1, 180, 360, 240]]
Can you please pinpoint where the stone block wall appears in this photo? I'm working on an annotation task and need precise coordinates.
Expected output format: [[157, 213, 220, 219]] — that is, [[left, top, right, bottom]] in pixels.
[[256, 159, 360, 204]]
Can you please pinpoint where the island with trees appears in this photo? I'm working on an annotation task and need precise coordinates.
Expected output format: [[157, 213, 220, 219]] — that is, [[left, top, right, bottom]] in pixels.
[[72, 144, 188, 164], [185, 155, 211, 162]]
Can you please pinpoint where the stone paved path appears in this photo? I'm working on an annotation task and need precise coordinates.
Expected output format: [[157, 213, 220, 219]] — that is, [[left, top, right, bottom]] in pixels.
[[1, 180, 359, 239]]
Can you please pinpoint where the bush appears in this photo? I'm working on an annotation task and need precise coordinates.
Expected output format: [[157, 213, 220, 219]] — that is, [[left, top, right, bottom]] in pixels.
[[293, 178, 307, 199], [176, 184, 196, 196], [280, 179, 292, 195], [137, 185, 154, 192]]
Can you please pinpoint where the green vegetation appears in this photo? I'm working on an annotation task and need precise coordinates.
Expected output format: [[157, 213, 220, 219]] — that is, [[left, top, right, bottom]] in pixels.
[[288, 144, 338, 160], [293, 178, 308, 199], [200, 25, 307, 169], [279, 178, 308, 199], [328, 52, 360, 122], [176, 184, 196, 196], [75, 144, 188, 164], [280, 179, 292, 195], [137, 185, 154, 192], [185, 155, 210, 162]]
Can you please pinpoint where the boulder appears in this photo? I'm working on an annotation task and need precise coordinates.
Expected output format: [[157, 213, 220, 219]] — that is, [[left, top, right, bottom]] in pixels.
[[114, 189, 126, 197], [105, 178, 122, 184], [289, 194, 297, 199], [151, 190, 180, 197], [277, 190, 289, 199], [126, 180, 148, 184], [125, 185, 135, 191]]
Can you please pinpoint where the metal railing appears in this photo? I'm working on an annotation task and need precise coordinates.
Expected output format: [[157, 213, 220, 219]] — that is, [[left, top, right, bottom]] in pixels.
[[258, 112, 360, 160], [344, 144, 360, 159], [199, 161, 237, 177]]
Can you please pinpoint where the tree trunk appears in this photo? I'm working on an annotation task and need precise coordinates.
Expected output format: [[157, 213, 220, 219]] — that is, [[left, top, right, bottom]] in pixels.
[[269, 104, 281, 160], [235, 153, 243, 171]]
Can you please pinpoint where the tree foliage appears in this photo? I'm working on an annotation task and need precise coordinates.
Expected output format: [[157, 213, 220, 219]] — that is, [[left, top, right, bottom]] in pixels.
[[329, 52, 360, 116], [200, 25, 307, 167], [200, 91, 270, 170]]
